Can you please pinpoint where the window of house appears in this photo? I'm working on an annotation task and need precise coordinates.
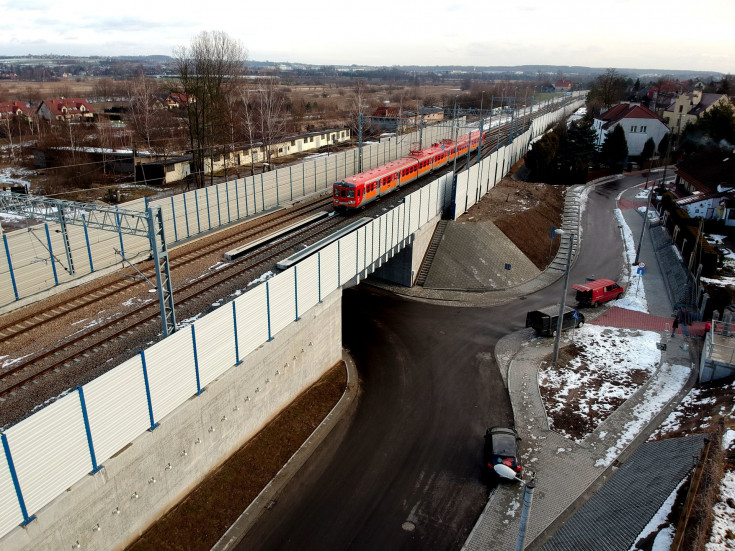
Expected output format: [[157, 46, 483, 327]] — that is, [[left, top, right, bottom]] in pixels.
[[630, 126, 637, 132], [166, 164, 175, 173], [640, 126, 647, 133], [291, 140, 295, 146]]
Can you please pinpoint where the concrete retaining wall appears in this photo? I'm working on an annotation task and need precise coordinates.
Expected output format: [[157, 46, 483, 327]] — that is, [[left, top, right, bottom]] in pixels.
[[374, 214, 440, 286], [2, 290, 342, 551]]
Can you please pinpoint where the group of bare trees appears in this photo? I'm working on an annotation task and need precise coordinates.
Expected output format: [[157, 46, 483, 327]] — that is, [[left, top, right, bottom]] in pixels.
[[172, 31, 292, 188]]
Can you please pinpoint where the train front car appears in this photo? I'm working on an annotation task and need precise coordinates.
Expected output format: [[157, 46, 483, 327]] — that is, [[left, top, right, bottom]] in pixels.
[[333, 179, 361, 210]]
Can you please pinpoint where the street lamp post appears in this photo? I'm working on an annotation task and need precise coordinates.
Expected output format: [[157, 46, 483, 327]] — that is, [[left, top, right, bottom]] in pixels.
[[634, 165, 654, 266], [494, 464, 537, 551], [480, 90, 486, 114], [552, 229, 574, 362]]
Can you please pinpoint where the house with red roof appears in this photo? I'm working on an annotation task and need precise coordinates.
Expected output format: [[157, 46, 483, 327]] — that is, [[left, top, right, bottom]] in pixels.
[[554, 79, 573, 92], [37, 98, 95, 121], [164, 92, 195, 109], [592, 103, 669, 157], [0, 101, 31, 120], [662, 90, 731, 135]]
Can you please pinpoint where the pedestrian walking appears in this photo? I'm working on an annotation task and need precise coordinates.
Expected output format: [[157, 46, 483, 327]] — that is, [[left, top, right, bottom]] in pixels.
[[671, 315, 679, 337]]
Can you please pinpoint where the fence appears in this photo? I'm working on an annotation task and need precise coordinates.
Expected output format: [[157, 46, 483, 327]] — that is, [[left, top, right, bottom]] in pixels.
[[0, 123, 456, 308], [0, 97, 584, 542], [0, 93, 582, 309]]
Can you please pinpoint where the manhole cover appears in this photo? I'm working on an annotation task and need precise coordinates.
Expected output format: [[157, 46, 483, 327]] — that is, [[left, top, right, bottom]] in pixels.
[[402, 521, 416, 532]]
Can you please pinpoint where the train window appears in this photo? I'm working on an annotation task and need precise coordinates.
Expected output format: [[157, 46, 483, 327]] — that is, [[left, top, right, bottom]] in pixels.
[[347, 190, 355, 198]]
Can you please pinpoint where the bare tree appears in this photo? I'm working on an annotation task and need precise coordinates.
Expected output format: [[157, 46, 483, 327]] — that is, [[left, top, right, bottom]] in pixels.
[[174, 30, 248, 188], [127, 73, 161, 151], [350, 78, 369, 135], [256, 76, 287, 169], [238, 84, 258, 176]]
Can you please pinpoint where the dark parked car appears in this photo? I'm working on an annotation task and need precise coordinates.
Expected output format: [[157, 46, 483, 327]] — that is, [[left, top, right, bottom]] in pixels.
[[525, 305, 584, 337], [484, 426, 522, 479]]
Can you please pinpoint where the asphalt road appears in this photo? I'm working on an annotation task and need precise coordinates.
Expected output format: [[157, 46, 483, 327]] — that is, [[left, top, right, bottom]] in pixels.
[[234, 174, 638, 550]]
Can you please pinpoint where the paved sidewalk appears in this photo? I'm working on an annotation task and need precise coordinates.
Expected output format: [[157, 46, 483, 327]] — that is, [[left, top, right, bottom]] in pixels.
[[462, 173, 701, 550]]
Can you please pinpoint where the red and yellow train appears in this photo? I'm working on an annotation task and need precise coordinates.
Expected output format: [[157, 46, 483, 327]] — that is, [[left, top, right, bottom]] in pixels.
[[333, 129, 486, 210]]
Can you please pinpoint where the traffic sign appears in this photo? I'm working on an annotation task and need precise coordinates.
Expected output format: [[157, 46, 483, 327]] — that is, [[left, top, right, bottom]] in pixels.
[[549, 226, 556, 239], [637, 267, 645, 275], [639, 261, 646, 269], [572, 310, 580, 320]]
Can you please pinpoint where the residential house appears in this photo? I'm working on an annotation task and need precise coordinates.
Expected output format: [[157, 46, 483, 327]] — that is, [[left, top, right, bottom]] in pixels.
[[593, 103, 669, 156], [554, 79, 573, 92], [662, 90, 731, 135], [648, 81, 685, 111], [37, 98, 95, 121], [0, 101, 31, 120], [674, 146, 735, 224], [164, 92, 195, 109], [137, 127, 351, 185], [369, 106, 444, 130]]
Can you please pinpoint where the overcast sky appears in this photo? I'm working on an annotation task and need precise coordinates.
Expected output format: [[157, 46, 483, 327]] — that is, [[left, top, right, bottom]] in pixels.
[[1, 0, 734, 74]]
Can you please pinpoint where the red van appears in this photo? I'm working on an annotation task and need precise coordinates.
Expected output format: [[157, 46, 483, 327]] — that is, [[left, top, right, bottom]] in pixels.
[[572, 279, 624, 308]]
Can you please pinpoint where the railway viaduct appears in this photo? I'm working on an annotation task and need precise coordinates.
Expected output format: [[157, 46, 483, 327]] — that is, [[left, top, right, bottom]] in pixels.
[[0, 95, 586, 550]]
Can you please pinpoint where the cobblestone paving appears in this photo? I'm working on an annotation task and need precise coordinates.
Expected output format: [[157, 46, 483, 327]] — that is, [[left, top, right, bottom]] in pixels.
[[592, 306, 706, 337]]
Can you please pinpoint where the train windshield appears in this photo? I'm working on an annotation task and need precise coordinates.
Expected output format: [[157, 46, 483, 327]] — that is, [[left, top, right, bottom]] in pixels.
[[334, 183, 355, 198]]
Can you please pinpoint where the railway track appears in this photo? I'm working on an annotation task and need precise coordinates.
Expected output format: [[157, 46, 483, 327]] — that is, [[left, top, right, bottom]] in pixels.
[[0, 195, 334, 345], [0, 212, 347, 399], [0, 97, 575, 419]]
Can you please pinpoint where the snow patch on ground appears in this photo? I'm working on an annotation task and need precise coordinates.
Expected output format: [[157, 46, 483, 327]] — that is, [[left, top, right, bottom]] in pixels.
[[595, 363, 689, 468], [614, 209, 648, 313]]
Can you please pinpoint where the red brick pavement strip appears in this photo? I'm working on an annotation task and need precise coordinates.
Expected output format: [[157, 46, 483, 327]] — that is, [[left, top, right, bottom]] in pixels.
[[617, 198, 647, 210], [591, 306, 707, 336]]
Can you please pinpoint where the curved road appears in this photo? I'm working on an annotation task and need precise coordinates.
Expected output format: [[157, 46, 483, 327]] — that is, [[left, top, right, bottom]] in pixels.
[[235, 175, 639, 550]]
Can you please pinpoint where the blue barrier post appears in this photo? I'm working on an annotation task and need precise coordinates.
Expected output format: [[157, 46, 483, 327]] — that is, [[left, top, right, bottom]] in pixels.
[[302, 164, 306, 196], [251, 176, 257, 213], [3, 234, 19, 300], [1, 433, 35, 526], [275, 170, 279, 205], [266, 281, 273, 341], [44, 223, 59, 285], [191, 325, 204, 395], [243, 179, 249, 217], [225, 181, 232, 223], [294, 266, 300, 321], [216, 185, 222, 226], [183, 193, 191, 238], [337, 240, 341, 286], [194, 189, 202, 233], [289, 166, 293, 201], [139, 351, 159, 431], [318, 252, 322, 303], [314, 160, 317, 192], [234, 180, 241, 220], [260, 174, 265, 211], [205, 187, 212, 230], [81, 214, 94, 273], [115, 207, 126, 260], [77, 386, 102, 474], [232, 301, 242, 366], [170, 196, 179, 242]]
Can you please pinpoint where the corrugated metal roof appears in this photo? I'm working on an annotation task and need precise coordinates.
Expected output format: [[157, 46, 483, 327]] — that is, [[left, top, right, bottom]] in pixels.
[[542, 434, 706, 551]]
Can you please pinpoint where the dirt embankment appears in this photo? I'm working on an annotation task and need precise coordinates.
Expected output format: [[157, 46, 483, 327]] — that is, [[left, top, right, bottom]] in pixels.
[[468, 168, 565, 269]]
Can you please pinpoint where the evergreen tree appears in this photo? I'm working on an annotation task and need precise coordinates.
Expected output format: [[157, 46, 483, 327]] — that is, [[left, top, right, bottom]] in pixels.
[[525, 131, 559, 179], [554, 121, 597, 184], [641, 137, 656, 161], [600, 125, 628, 170]]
